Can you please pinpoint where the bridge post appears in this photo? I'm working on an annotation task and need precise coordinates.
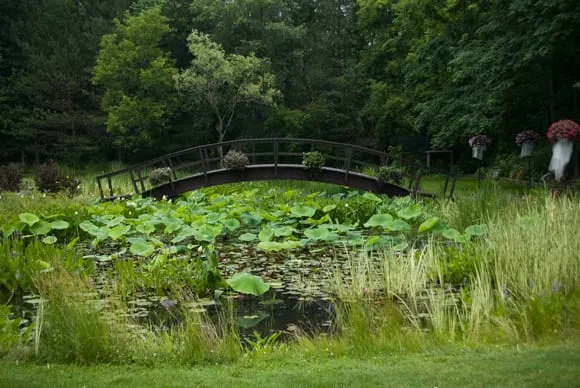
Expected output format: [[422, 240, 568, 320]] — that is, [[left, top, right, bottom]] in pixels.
[[129, 170, 139, 194], [107, 175, 114, 198], [412, 168, 423, 197], [199, 148, 208, 184], [136, 169, 146, 192], [273, 140, 279, 177], [97, 177, 104, 199], [344, 148, 353, 183]]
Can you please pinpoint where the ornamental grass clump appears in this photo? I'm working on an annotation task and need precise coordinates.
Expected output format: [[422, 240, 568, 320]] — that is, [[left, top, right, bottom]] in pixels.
[[222, 150, 249, 170]]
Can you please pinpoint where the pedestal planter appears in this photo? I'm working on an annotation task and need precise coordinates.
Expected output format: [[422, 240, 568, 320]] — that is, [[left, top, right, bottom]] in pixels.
[[472, 146, 485, 160], [549, 138, 574, 181], [520, 142, 534, 158]]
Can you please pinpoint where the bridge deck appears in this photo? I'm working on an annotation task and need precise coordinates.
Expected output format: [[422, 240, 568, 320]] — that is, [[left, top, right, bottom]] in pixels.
[[96, 138, 455, 200]]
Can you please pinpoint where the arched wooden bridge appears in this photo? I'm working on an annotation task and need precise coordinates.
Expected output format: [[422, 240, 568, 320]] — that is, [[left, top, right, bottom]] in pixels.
[[96, 138, 456, 200]]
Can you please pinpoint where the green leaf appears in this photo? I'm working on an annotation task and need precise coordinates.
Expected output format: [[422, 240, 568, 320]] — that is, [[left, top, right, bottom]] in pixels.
[[136, 222, 156, 235], [30, 220, 52, 235], [130, 239, 154, 256], [42, 236, 57, 245], [304, 227, 338, 241], [290, 205, 316, 218], [419, 217, 439, 233], [194, 224, 222, 242], [258, 227, 275, 242], [271, 226, 295, 237], [364, 214, 394, 228], [238, 232, 258, 242], [108, 224, 131, 240], [386, 219, 411, 231], [226, 272, 270, 296], [442, 228, 470, 243], [222, 218, 240, 231], [50, 220, 70, 230], [362, 192, 382, 202], [80, 220, 107, 238], [240, 213, 263, 226], [19, 213, 40, 227], [171, 226, 197, 243], [322, 205, 336, 213], [397, 205, 423, 220], [465, 224, 488, 237]]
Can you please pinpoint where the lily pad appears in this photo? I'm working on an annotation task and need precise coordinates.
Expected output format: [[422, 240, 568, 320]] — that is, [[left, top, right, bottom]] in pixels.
[[50, 220, 70, 230], [290, 205, 316, 218], [19, 213, 40, 227], [364, 214, 394, 228], [239, 233, 258, 242], [226, 272, 270, 296], [397, 205, 422, 220], [419, 217, 439, 233]]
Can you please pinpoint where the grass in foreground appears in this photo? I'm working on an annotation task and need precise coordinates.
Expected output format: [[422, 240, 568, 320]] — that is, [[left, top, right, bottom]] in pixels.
[[1, 345, 579, 387]]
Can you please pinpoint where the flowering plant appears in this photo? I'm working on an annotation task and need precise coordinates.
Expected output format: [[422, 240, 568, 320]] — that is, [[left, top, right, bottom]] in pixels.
[[468, 134, 491, 148], [515, 130, 541, 146], [546, 120, 580, 144]]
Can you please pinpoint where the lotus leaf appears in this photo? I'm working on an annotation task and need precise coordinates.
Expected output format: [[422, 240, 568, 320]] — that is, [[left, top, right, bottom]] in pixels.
[[19, 213, 39, 226], [364, 214, 394, 228], [226, 272, 270, 296], [419, 217, 439, 233]]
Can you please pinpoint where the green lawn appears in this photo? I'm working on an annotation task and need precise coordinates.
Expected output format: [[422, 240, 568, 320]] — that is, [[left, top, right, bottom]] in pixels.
[[2, 345, 580, 388]]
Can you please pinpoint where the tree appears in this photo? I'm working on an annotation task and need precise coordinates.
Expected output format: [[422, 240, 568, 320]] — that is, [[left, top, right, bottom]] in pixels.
[[175, 30, 280, 153], [93, 7, 178, 152]]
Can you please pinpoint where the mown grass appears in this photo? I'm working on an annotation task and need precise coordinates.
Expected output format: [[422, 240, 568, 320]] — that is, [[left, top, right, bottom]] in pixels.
[[1, 345, 579, 388]]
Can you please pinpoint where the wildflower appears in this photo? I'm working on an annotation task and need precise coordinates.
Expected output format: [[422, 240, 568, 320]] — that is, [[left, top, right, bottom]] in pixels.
[[502, 285, 510, 300]]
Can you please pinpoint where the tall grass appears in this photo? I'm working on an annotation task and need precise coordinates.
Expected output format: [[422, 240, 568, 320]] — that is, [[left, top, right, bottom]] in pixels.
[[326, 193, 580, 345]]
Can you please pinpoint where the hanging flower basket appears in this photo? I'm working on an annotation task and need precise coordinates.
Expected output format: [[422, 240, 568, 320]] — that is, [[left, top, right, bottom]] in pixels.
[[546, 120, 580, 144], [547, 120, 580, 181], [515, 130, 540, 157], [468, 135, 491, 160]]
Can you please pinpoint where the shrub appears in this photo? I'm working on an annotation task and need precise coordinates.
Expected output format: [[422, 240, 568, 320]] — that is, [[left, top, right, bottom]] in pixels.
[[302, 151, 325, 171], [0, 164, 23, 192], [377, 165, 405, 185], [222, 150, 249, 169], [149, 167, 172, 186], [35, 161, 79, 194]]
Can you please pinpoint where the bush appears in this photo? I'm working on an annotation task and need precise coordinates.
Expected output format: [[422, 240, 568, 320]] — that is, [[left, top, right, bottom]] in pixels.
[[35, 162, 79, 195], [377, 164, 405, 185], [222, 150, 249, 169], [149, 167, 172, 186], [0, 164, 23, 192], [302, 151, 325, 171]]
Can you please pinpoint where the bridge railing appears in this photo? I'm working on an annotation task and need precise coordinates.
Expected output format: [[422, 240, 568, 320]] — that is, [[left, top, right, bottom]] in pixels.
[[96, 138, 456, 200]]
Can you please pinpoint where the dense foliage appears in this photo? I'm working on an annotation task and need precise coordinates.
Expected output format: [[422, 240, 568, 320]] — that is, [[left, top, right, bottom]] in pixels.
[[1, 0, 578, 165]]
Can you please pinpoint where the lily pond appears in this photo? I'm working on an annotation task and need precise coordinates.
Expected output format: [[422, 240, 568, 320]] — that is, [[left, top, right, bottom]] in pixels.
[[2, 185, 487, 343]]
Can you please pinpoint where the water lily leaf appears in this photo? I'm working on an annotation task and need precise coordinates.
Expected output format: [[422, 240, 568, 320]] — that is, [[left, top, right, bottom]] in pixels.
[[271, 226, 296, 237], [171, 226, 197, 243], [386, 219, 411, 232], [226, 272, 270, 296], [136, 222, 156, 235], [364, 214, 394, 228], [366, 235, 380, 246], [42, 235, 57, 245], [19, 213, 40, 226], [130, 239, 154, 256], [236, 311, 269, 329], [194, 224, 222, 242], [397, 205, 423, 220], [50, 220, 70, 230], [419, 217, 439, 233], [362, 192, 382, 202], [30, 220, 52, 235], [258, 228, 275, 242], [260, 212, 279, 222], [442, 228, 470, 243], [105, 216, 125, 227], [305, 214, 331, 226], [108, 224, 130, 240], [465, 224, 488, 237], [80, 220, 107, 238], [304, 228, 338, 241], [290, 205, 316, 218], [322, 205, 336, 213], [240, 213, 263, 226], [222, 218, 240, 231], [258, 241, 291, 252], [239, 233, 258, 242], [346, 231, 364, 244], [206, 212, 226, 224]]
